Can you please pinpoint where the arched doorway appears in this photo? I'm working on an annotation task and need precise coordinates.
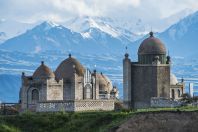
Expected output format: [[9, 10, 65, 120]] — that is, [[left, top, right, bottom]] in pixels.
[[171, 89, 175, 99], [32, 89, 39, 102], [178, 89, 181, 97]]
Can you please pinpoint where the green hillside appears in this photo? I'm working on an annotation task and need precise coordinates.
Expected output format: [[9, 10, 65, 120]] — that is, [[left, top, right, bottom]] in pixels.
[[0, 107, 198, 132]]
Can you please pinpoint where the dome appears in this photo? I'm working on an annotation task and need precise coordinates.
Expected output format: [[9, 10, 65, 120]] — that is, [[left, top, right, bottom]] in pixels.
[[138, 32, 166, 55], [55, 55, 85, 80], [33, 61, 55, 79], [97, 73, 113, 93], [170, 73, 178, 85]]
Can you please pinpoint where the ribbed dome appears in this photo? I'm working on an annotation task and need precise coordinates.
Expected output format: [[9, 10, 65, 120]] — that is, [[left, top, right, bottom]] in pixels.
[[97, 73, 112, 93], [170, 73, 178, 85], [55, 55, 85, 80], [33, 61, 55, 79], [138, 32, 166, 55]]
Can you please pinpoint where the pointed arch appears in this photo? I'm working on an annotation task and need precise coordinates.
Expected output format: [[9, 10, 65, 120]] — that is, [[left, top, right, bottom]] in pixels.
[[178, 89, 181, 97], [32, 89, 39, 101], [171, 89, 175, 99]]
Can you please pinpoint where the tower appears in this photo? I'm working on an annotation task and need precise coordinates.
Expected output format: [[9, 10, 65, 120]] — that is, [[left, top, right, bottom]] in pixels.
[[123, 32, 171, 109], [123, 52, 131, 108]]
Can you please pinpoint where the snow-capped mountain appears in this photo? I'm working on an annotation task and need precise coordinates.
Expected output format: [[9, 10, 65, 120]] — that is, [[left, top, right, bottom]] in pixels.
[[65, 16, 118, 36], [158, 10, 198, 57], [151, 8, 194, 32], [0, 21, 130, 54], [64, 16, 144, 42]]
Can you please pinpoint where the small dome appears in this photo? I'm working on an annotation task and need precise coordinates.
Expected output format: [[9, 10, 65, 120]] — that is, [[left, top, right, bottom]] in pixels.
[[55, 55, 85, 80], [97, 73, 113, 93], [33, 61, 55, 79], [138, 32, 166, 55], [170, 73, 178, 85]]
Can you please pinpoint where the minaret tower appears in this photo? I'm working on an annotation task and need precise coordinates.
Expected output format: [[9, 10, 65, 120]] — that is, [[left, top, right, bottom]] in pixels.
[[123, 47, 132, 108]]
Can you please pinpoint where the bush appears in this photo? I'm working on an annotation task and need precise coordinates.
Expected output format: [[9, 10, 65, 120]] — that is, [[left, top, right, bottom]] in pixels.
[[114, 101, 124, 111]]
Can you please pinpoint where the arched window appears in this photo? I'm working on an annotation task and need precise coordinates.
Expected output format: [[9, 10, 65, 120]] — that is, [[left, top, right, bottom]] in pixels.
[[171, 89, 175, 99], [178, 89, 181, 97], [32, 89, 39, 101]]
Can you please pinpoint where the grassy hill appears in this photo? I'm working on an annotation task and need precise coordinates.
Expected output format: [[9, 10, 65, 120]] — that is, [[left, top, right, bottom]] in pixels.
[[0, 107, 198, 132], [0, 111, 132, 132]]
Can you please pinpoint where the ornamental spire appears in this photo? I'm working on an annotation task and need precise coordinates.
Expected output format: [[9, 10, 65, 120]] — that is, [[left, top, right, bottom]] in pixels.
[[125, 46, 129, 58], [69, 53, 71, 58], [149, 31, 154, 37]]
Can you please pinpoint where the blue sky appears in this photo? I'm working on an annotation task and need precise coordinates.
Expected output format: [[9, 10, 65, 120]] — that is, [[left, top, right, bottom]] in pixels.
[[0, 0, 198, 30]]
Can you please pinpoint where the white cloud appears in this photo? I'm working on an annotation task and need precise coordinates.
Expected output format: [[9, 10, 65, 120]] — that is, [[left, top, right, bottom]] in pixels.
[[0, 0, 198, 29]]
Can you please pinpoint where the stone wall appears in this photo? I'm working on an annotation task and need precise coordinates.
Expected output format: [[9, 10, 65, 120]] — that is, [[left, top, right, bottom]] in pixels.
[[151, 97, 182, 108], [131, 64, 157, 108], [36, 100, 114, 112], [156, 66, 170, 98], [131, 64, 170, 109], [47, 79, 63, 100]]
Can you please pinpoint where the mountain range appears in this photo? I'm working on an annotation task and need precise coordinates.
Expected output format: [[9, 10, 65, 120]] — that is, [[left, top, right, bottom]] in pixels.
[[1, 10, 198, 102], [0, 21, 131, 54], [159, 11, 198, 57]]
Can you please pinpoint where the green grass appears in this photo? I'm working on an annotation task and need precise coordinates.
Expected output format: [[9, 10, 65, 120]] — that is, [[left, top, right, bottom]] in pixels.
[[0, 106, 198, 132], [0, 124, 20, 132]]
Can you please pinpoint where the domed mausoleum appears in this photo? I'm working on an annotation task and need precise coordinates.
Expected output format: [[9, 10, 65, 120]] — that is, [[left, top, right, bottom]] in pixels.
[[19, 55, 118, 112], [123, 32, 185, 109]]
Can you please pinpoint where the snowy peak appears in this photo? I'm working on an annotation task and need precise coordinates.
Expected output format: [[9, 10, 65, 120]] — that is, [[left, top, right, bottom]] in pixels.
[[63, 16, 145, 42], [33, 21, 64, 32], [157, 10, 198, 56], [44, 21, 60, 27], [0, 21, 130, 54], [162, 10, 198, 40], [82, 27, 113, 40], [0, 21, 82, 53], [65, 16, 121, 38], [86, 17, 120, 38]]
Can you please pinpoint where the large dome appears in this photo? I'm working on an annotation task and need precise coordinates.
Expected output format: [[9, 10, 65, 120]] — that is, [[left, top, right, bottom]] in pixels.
[[138, 32, 166, 55], [55, 55, 85, 80], [170, 73, 178, 85], [33, 61, 55, 79], [97, 73, 113, 93]]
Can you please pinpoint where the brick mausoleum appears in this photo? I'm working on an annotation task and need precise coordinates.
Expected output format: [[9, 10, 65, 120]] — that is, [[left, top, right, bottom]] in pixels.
[[123, 32, 185, 109], [19, 54, 118, 112]]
